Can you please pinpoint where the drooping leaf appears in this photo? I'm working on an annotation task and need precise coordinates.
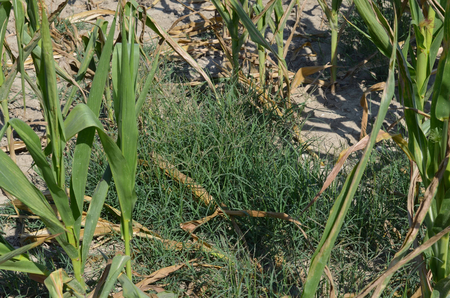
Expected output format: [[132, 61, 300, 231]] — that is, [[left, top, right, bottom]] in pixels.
[[301, 18, 398, 297]]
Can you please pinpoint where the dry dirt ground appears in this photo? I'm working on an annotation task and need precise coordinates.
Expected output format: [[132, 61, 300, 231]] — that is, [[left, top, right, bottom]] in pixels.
[[0, 0, 402, 207]]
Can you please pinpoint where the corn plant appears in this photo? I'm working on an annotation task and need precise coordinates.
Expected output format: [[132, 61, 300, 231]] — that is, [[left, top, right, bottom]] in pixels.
[[0, 2, 13, 162], [211, 0, 290, 92], [316, 0, 344, 94], [0, 1, 176, 296], [253, 0, 274, 82], [301, 0, 450, 296]]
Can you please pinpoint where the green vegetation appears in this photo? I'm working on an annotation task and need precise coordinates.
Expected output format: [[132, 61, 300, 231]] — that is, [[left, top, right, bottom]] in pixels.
[[1, 0, 450, 296]]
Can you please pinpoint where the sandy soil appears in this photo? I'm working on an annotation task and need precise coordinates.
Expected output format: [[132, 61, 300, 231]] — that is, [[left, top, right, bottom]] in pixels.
[[0, 0, 402, 208]]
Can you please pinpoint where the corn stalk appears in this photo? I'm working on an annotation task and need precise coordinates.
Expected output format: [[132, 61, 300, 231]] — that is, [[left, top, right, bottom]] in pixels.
[[316, 0, 344, 94], [302, 0, 450, 296], [0, 0, 175, 296]]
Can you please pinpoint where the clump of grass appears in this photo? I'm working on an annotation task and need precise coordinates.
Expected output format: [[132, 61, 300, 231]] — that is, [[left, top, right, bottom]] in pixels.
[[72, 63, 412, 295]]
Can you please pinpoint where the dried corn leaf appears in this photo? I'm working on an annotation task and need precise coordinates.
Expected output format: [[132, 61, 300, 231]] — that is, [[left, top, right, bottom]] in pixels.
[[360, 82, 386, 139], [169, 16, 221, 35], [290, 42, 317, 61], [302, 130, 394, 213], [66, 9, 115, 23], [324, 266, 337, 298], [113, 260, 218, 298], [291, 64, 331, 91], [1, 141, 25, 153], [181, 207, 306, 241], [143, 153, 216, 207], [284, 0, 307, 58], [181, 209, 221, 233]]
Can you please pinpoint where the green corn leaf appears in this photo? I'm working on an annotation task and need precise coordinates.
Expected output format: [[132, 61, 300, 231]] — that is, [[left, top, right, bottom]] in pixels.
[[272, 0, 298, 37], [433, 190, 450, 235], [64, 104, 136, 226], [432, 274, 450, 298], [75, 20, 103, 82], [22, 30, 87, 102], [0, 29, 42, 106], [301, 17, 398, 297], [64, 103, 136, 278], [135, 44, 161, 116], [98, 256, 130, 298], [300, 166, 358, 297], [0, 234, 52, 276], [81, 168, 112, 272], [112, 40, 138, 187], [353, 0, 392, 57], [45, 270, 64, 298], [127, 0, 216, 93], [409, 0, 425, 49], [8, 119, 74, 228], [70, 15, 116, 245], [26, 0, 40, 33], [433, 0, 450, 121], [429, 23, 444, 74], [332, 0, 343, 13], [0, 1, 11, 104], [210, 0, 232, 31], [37, 8, 66, 188], [397, 49, 428, 179], [45, 268, 86, 298], [0, 149, 77, 258], [62, 19, 105, 117], [0, 2, 11, 54], [117, 274, 149, 298], [371, 2, 394, 41], [70, 15, 117, 273], [227, 0, 290, 87], [0, 259, 50, 276], [12, 0, 26, 112], [316, 0, 332, 24]]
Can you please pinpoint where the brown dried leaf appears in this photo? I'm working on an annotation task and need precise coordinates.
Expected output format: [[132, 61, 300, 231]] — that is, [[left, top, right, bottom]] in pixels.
[[66, 9, 115, 23], [180, 209, 221, 233], [145, 153, 216, 207], [324, 266, 337, 298], [291, 64, 331, 91], [302, 131, 393, 213], [360, 82, 385, 139], [284, 0, 307, 59], [359, 127, 450, 297], [87, 259, 112, 298]]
